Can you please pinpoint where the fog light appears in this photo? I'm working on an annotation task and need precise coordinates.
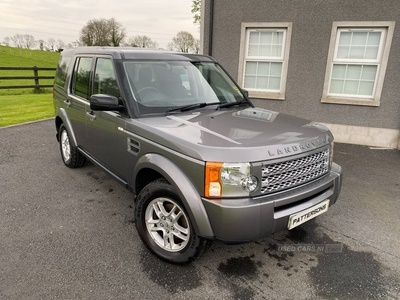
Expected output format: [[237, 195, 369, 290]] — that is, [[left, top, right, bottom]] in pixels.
[[241, 176, 258, 192]]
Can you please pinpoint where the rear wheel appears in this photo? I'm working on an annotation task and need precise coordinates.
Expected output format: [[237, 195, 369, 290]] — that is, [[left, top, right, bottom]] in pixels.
[[135, 178, 208, 264], [59, 124, 86, 168]]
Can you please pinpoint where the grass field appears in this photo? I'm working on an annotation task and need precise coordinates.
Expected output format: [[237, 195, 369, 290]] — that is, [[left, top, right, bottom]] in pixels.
[[0, 45, 60, 95], [0, 94, 54, 127], [0, 46, 58, 126], [0, 45, 60, 67]]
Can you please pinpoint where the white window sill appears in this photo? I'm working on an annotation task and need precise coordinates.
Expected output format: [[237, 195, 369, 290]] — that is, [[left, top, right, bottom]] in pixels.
[[321, 96, 380, 107], [248, 90, 285, 100]]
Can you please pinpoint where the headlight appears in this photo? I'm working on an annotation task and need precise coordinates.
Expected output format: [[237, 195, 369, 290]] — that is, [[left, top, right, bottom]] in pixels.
[[205, 162, 258, 198]]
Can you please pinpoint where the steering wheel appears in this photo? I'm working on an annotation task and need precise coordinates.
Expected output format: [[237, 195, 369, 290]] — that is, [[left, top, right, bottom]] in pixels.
[[137, 87, 161, 100]]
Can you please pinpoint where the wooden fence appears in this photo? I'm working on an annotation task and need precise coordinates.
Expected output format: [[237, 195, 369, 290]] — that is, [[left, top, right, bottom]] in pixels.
[[0, 66, 56, 92]]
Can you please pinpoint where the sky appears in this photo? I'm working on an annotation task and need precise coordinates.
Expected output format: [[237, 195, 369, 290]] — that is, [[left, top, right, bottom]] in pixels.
[[0, 0, 200, 48]]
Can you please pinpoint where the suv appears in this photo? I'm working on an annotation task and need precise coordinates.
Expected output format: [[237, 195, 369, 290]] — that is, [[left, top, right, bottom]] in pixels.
[[53, 47, 342, 264]]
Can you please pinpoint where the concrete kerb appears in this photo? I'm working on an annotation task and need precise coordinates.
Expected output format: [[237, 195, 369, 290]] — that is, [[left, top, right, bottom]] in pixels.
[[0, 117, 55, 130]]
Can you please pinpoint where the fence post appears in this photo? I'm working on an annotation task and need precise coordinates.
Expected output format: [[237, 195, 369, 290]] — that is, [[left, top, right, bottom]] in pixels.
[[33, 66, 40, 93]]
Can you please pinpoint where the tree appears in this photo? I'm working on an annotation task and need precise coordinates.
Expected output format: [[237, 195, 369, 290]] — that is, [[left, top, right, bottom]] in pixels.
[[10, 34, 24, 48], [192, 39, 200, 54], [128, 35, 158, 48], [57, 39, 65, 50], [38, 39, 45, 51], [80, 18, 126, 46], [80, 18, 109, 46], [192, 0, 201, 26], [168, 31, 195, 53], [109, 18, 126, 46], [3, 37, 10, 46], [48, 38, 56, 51], [68, 40, 82, 48], [22, 34, 36, 49]]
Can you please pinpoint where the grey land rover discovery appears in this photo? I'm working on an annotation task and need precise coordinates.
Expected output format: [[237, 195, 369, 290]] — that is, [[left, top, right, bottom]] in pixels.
[[53, 47, 342, 264]]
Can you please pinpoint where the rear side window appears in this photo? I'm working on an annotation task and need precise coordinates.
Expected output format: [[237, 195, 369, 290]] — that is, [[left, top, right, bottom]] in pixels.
[[54, 52, 72, 87], [71, 57, 93, 99]]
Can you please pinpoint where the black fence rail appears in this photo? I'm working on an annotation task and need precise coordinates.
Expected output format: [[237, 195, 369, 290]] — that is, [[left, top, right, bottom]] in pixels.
[[0, 66, 56, 92]]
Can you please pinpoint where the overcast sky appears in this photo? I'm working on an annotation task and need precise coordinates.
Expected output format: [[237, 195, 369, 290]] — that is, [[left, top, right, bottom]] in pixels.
[[0, 0, 200, 48]]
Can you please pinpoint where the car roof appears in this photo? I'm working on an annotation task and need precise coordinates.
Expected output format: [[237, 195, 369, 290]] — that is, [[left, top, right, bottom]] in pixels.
[[61, 47, 216, 62]]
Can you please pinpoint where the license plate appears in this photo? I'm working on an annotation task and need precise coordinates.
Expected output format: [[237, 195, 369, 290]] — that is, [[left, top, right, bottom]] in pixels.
[[288, 199, 330, 230]]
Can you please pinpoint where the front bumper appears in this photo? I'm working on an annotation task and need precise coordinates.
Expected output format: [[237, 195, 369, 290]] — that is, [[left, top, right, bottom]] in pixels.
[[201, 163, 342, 242]]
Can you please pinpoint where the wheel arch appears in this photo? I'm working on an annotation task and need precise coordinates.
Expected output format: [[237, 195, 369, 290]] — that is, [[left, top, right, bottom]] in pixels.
[[55, 108, 78, 147], [132, 153, 214, 238]]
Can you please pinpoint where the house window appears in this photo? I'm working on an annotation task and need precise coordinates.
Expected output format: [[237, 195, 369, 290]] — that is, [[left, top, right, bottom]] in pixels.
[[238, 23, 292, 100], [322, 22, 395, 106]]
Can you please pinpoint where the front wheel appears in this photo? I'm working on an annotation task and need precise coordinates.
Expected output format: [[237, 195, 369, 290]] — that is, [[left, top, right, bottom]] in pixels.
[[59, 124, 86, 168], [135, 179, 209, 264]]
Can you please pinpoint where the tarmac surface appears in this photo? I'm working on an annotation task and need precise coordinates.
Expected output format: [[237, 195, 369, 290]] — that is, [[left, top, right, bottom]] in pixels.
[[1, 119, 399, 300]]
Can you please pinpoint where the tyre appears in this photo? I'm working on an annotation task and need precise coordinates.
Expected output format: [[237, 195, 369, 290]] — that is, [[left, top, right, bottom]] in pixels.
[[135, 178, 209, 264], [59, 124, 86, 168]]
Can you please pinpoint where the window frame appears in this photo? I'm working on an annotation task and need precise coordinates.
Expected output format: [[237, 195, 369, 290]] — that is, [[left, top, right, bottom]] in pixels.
[[238, 22, 292, 100], [321, 21, 395, 107]]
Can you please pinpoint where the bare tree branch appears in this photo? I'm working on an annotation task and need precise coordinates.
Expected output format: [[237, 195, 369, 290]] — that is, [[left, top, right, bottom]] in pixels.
[[128, 35, 158, 48], [169, 31, 196, 53]]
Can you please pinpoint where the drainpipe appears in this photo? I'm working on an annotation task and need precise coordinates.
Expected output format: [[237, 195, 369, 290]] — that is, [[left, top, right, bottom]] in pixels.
[[208, 0, 214, 56], [398, 133, 400, 149]]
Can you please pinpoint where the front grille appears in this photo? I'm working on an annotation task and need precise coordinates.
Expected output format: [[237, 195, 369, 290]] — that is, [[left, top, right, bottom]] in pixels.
[[261, 147, 330, 194]]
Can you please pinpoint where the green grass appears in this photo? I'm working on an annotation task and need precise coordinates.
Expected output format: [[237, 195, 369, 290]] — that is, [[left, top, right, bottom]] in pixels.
[[0, 45, 60, 66], [0, 45, 60, 95], [0, 94, 54, 127], [0, 46, 58, 126]]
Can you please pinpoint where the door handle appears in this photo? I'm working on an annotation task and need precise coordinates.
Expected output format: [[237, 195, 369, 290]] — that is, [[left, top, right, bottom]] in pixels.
[[86, 111, 96, 121], [63, 99, 71, 107]]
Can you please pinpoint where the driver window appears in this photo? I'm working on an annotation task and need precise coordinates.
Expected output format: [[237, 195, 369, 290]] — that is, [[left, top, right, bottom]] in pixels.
[[93, 58, 120, 98]]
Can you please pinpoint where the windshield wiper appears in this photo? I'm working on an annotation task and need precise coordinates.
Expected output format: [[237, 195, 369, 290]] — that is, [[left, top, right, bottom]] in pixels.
[[217, 99, 251, 110], [165, 102, 220, 115]]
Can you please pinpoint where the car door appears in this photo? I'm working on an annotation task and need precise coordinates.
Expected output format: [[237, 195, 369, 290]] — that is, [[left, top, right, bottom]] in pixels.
[[67, 56, 93, 145], [83, 56, 129, 181]]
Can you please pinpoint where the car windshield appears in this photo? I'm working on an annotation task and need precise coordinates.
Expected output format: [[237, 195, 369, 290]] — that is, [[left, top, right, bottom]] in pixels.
[[123, 61, 246, 115]]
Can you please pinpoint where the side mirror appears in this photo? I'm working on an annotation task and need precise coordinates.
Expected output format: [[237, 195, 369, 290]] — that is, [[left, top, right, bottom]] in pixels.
[[90, 94, 124, 111]]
